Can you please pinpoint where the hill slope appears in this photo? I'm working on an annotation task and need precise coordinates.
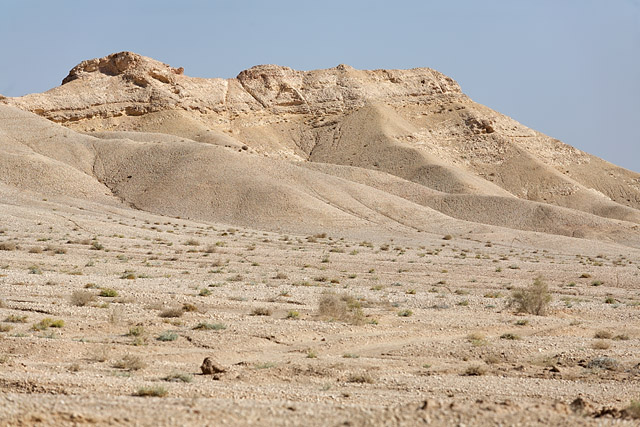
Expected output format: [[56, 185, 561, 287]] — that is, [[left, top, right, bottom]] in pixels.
[[2, 52, 640, 247]]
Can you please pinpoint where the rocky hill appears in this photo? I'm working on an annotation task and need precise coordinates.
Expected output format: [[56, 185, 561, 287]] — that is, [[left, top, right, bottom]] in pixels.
[[2, 52, 640, 246]]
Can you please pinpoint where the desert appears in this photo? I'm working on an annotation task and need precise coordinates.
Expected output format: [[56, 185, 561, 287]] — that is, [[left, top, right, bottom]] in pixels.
[[0, 52, 639, 426]]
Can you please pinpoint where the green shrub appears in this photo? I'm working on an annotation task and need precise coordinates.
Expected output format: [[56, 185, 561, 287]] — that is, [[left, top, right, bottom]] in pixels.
[[286, 310, 300, 319], [193, 322, 226, 331], [126, 326, 145, 337], [157, 331, 178, 342], [99, 288, 118, 297], [32, 318, 64, 330]]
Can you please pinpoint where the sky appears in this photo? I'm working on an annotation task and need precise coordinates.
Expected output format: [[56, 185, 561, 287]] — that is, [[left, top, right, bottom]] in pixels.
[[1, 0, 638, 172]]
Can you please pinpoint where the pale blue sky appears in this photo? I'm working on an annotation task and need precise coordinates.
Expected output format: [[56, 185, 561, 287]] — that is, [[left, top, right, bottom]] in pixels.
[[2, 0, 638, 172]]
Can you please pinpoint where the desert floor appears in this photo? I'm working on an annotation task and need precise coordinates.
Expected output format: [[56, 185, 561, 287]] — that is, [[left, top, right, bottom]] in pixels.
[[1, 192, 639, 426]]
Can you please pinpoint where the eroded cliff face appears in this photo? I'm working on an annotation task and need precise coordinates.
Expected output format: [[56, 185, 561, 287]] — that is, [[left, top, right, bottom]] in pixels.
[[5, 51, 463, 122], [3, 51, 640, 216]]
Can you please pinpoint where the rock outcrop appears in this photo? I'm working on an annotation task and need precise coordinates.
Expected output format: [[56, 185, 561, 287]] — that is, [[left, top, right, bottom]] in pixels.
[[4, 51, 462, 122]]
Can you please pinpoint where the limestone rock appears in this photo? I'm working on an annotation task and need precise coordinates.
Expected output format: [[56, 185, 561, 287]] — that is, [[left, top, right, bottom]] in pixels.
[[200, 357, 226, 375]]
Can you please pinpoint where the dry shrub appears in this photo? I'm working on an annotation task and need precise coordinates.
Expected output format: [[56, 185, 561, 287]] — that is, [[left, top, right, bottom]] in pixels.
[[317, 292, 364, 325], [181, 303, 199, 313], [159, 307, 184, 318], [113, 354, 146, 371], [88, 345, 111, 362], [134, 386, 167, 397], [466, 332, 487, 346], [594, 330, 612, 339], [592, 340, 611, 350], [0, 242, 17, 251], [510, 277, 552, 316], [251, 307, 272, 316], [46, 245, 67, 254], [347, 373, 374, 384], [626, 400, 640, 419], [70, 290, 96, 307], [463, 365, 486, 376]]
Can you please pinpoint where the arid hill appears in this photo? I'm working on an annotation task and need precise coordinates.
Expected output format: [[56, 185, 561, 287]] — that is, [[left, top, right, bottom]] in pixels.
[[2, 51, 640, 245]]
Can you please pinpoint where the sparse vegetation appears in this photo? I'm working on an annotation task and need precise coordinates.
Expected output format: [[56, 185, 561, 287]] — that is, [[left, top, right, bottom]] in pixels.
[[164, 372, 193, 383], [594, 330, 612, 339], [592, 340, 611, 350], [159, 308, 184, 318], [5, 315, 28, 323], [181, 303, 199, 313], [193, 322, 226, 331], [626, 400, 640, 419], [126, 326, 145, 337], [251, 307, 272, 316], [134, 386, 167, 397], [113, 354, 146, 371], [70, 290, 96, 306], [347, 373, 374, 384], [317, 292, 364, 324], [99, 288, 118, 297], [500, 333, 520, 340], [463, 365, 486, 376], [510, 277, 552, 315], [32, 318, 64, 330], [467, 332, 487, 346], [91, 241, 104, 251], [0, 242, 17, 251], [157, 331, 178, 342]]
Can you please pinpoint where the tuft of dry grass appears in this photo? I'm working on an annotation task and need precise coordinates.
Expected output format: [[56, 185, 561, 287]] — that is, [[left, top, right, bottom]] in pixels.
[[466, 332, 487, 346], [5, 314, 28, 323], [32, 318, 64, 330]]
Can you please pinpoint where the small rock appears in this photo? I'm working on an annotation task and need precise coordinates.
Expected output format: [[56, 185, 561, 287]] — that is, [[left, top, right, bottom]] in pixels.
[[200, 357, 226, 375], [570, 396, 592, 414]]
